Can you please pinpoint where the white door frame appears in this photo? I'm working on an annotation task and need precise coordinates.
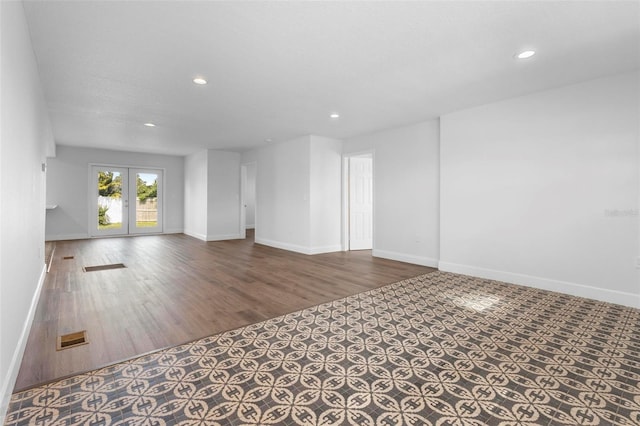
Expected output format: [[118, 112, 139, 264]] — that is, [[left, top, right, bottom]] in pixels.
[[88, 163, 165, 237], [342, 151, 374, 251]]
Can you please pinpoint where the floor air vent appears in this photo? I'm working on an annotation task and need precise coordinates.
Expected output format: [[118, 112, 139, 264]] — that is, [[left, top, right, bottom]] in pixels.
[[83, 263, 126, 272], [57, 331, 88, 350], [63, 256, 74, 260]]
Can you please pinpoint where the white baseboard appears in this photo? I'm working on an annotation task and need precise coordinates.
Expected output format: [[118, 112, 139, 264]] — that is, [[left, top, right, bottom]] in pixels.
[[0, 264, 47, 423], [309, 244, 342, 255], [47, 229, 184, 241], [45, 233, 88, 241], [255, 237, 310, 254], [438, 261, 640, 308], [255, 238, 341, 255], [373, 249, 439, 268], [183, 230, 207, 241], [206, 233, 242, 242], [164, 228, 183, 234], [184, 230, 242, 242]]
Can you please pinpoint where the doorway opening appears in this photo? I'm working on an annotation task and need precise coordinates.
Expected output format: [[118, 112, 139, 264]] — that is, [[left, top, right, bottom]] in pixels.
[[89, 165, 164, 237], [343, 153, 373, 251], [240, 162, 257, 240]]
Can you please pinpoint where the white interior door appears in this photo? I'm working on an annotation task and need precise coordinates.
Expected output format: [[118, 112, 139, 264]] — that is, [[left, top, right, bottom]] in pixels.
[[244, 162, 256, 229], [349, 156, 373, 250], [90, 166, 163, 237], [240, 164, 247, 239], [240, 162, 257, 240]]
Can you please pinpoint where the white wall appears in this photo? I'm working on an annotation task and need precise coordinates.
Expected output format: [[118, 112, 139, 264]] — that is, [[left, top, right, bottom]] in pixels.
[[45, 146, 184, 240], [344, 120, 440, 267], [309, 136, 343, 253], [440, 71, 640, 307], [254, 136, 312, 252], [247, 135, 342, 254], [0, 1, 54, 419], [184, 150, 208, 239], [207, 150, 241, 240], [184, 149, 242, 241]]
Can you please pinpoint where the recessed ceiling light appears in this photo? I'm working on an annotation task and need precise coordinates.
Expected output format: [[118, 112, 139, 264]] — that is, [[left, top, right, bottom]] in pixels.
[[265, 138, 273, 143], [144, 122, 156, 127], [516, 50, 536, 59], [329, 113, 340, 119], [193, 77, 207, 85]]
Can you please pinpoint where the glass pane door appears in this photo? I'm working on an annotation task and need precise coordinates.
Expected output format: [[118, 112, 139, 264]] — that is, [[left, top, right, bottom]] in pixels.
[[129, 168, 163, 234], [91, 166, 129, 236], [89, 166, 163, 237]]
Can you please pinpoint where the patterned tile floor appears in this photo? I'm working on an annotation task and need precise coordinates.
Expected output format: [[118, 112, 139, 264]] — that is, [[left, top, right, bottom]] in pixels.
[[5, 271, 640, 425]]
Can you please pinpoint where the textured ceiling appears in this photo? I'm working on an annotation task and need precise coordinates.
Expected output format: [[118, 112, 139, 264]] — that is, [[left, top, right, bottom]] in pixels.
[[23, 0, 640, 156]]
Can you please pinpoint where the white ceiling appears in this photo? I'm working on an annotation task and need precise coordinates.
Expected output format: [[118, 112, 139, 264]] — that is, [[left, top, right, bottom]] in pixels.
[[23, 0, 640, 156]]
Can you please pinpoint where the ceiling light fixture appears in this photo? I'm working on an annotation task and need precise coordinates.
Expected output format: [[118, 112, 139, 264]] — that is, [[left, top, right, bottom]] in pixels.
[[193, 77, 207, 85], [516, 50, 536, 59], [329, 113, 340, 119], [144, 122, 156, 127]]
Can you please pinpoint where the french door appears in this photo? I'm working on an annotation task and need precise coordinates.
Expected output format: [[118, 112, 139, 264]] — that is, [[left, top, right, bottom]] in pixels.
[[90, 165, 163, 237]]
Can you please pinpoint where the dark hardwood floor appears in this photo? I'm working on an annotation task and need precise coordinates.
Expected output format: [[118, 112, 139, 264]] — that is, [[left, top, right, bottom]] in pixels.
[[15, 231, 435, 391]]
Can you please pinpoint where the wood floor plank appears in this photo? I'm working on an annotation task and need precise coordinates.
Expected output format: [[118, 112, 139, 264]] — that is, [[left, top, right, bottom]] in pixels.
[[14, 231, 435, 391]]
